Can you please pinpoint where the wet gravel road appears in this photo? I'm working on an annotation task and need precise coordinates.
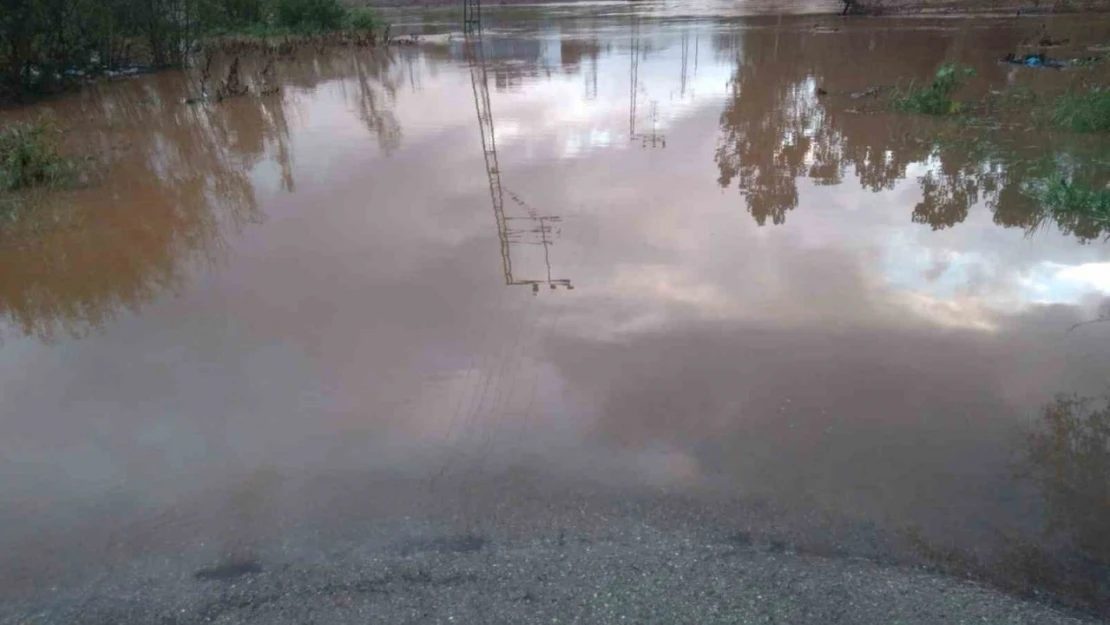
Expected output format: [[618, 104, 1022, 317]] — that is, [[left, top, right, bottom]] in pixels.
[[3, 521, 1097, 625]]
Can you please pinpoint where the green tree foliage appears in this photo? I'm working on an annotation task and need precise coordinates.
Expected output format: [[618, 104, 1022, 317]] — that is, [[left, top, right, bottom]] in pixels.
[[274, 0, 345, 32], [0, 0, 208, 97], [0, 0, 373, 100], [347, 7, 377, 31]]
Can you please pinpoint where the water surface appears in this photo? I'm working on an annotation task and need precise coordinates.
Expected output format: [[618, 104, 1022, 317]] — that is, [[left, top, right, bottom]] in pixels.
[[2, 6, 1110, 603]]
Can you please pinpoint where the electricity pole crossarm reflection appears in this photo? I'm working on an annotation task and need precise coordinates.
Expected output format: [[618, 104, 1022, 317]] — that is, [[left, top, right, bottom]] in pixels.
[[465, 32, 574, 294]]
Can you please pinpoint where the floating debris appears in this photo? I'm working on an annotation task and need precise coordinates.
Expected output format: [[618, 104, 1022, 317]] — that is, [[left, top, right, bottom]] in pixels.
[[1000, 52, 1067, 69]]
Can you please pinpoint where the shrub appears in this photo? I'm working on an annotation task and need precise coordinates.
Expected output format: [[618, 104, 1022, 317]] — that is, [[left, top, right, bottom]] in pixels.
[[1052, 89, 1110, 133], [891, 63, 975, 116], [273, 0, 346, 32], [347, 7, 377, 31]]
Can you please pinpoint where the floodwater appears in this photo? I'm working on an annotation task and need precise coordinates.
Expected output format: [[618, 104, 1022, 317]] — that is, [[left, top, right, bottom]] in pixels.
[[2, 5, 1110, 610]]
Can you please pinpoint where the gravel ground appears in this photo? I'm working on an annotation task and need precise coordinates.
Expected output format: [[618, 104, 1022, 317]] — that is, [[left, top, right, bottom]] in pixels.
[[3, 520, 1098, 625]]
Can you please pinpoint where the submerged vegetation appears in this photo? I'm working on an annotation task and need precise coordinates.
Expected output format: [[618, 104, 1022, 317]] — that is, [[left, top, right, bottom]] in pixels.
[[0, 117, 71, 193], [0, 116, 76, 228], [879, 61, 1110, 238], [1052, 89, 1110, 133], [890, 63, 975, 115], [0, 0, 379, 101], [892, 64, 1110, 136], [1026, 177, 1110, 234]]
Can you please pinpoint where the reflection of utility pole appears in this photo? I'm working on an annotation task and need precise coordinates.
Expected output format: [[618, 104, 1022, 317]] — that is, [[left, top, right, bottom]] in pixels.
[[694, 33, 698, 78], [466, 33, 574, 294], [680, 32, 689, 98], [585, 49, 598, 100], [773, 13, 781, 61], [632, 101, 665, 148], [463, 0, 481, 33], [465, 34, 510, 285], [506, 209, 572, 293], [628, 18, 664, 149], [629, 18, 639, 138]]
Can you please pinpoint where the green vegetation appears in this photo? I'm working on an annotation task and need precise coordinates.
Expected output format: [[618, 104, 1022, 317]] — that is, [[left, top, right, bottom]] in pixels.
[[274, 0, 345, 32], [0, 0, 379, 101], [1052, 89, 1110, 133], [1028, 177, 1110, 229], [0, 118, 71, 193], [0, 116, 77, 229], [347, 7, 378, 31], [890, 63, 975, 115]]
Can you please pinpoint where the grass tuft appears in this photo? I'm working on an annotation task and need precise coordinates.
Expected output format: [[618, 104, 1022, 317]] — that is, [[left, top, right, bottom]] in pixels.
[[0, 117, 72, 193], [891, 63, 975, 116], [1052, 89, 1110, 133], [1027, 176, 1110, 230]]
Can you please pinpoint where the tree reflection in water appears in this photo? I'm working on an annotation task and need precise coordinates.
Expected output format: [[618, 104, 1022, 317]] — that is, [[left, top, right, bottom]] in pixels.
[[712, 26, 1110, 241], [0, 47, 408, 341], [1024, 395, 1110, 567], [0, 73, 270, 341], [999, 394, 1110, 614]]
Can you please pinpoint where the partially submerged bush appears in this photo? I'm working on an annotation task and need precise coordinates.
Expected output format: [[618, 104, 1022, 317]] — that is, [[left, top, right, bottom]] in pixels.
[[274, 0, 346, 32], [0, 118, 71, 192], [1053, 89, 1110, 133], [891, 64, 975, 116]]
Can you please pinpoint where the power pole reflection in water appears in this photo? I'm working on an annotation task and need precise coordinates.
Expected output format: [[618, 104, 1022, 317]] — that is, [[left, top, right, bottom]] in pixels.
[[680, 32, 689, 98], [628, 17, 665, 149], [462, 0, 481, 33], [464, 32, 574, 294], [678, 30, 698, 100]]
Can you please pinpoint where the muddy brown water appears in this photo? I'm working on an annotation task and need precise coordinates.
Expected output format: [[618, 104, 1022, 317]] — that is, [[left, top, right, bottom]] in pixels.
[[2, 5, 1110, 613]]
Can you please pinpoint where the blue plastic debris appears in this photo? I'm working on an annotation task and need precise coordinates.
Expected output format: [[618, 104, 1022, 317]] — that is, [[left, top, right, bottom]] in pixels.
[[1000, 53, 1067, 69]]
